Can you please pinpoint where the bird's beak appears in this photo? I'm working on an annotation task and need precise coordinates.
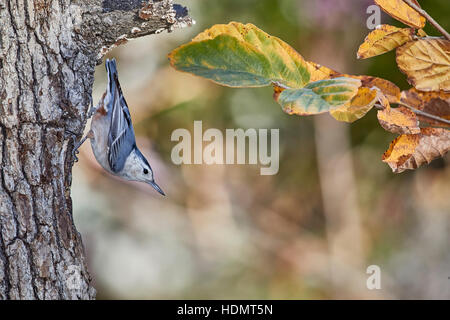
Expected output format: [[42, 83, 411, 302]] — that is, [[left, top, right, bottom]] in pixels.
[[149, 180, 165, 196]]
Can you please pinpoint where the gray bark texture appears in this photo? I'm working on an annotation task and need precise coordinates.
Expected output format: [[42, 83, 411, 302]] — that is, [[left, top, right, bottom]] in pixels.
[[0, 0, 192, 300]]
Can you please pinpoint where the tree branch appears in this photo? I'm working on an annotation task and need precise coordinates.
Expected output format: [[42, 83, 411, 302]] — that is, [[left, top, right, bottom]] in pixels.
[[402, 0, 450, 41], [79, 0, 194, 61]]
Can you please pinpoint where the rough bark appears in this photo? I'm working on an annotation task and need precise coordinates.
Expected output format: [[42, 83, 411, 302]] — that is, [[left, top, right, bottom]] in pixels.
[[0, 0, 192, 300]]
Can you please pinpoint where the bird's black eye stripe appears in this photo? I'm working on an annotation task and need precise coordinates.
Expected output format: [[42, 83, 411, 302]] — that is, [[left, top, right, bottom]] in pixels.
[[143, 168, 149, 174]]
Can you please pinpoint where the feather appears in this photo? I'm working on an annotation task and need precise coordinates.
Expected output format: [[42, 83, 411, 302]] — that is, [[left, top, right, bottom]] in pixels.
[[106, 59, 136, 173]]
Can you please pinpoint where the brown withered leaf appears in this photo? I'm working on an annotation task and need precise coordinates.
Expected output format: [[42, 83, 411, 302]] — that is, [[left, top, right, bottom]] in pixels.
[[396, 38, 450, 92], [382, 128, 450, 173], [400, 88, 450, 127], [377, 106, 420, 134], [374, 0, 426, 29], [357, 25, 414, 59]]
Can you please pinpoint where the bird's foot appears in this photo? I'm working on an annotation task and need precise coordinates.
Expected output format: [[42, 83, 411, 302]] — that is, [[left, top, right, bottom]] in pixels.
[[87, 95, 99, 118]]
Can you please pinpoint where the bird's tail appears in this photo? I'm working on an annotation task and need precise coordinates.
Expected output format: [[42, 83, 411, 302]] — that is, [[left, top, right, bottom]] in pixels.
[[105, 58, 122, 96]]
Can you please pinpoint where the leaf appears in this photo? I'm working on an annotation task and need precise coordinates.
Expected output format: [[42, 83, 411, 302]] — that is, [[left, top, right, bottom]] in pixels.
[[382, 128, 450, 173], [382, 133, 420, 173], [168, 22, 311, 88], [330, 87, 378, 123], [377, 106, 420, 134], [396, 38, 450, 92], [358, 76, 401, 104], [376, 90, 392, 110], [305, 62, 401, 104], [400, 88, 450, 126], [275, 77, 361, 116], [357, 25, 414, 59], [374, 0, 426, 29], [306, 61, 340, 82]]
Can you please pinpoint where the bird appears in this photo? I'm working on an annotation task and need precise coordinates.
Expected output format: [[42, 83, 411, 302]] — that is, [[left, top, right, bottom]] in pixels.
[[73, 58, 165, 196]]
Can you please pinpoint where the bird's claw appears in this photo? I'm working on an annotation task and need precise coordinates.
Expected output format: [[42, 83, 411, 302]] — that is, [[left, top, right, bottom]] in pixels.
[[72, 149, 80, 162], [87, 95, 97, 119]]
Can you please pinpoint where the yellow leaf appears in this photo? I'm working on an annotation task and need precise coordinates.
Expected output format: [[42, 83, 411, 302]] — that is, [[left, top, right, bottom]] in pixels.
[[330, 87, 378, 122], [376, 90, 392, 110], [400, 88, 450, 127], [306, 61, 339, 82], [358, 76, 401, 104], [374, 0, 426, 29], [396, 38, 450, 92], [382, 133, 420, 173], [383, 128, 450, 173], [357, 25, 414, 59], [377, 106, 420, 134]]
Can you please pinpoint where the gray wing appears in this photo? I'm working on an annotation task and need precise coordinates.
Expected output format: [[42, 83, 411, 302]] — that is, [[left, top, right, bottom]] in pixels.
[[107, 78, 136, 173]]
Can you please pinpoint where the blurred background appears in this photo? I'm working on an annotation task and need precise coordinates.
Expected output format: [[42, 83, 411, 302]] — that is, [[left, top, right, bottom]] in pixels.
[[72, 0, 450, 299]]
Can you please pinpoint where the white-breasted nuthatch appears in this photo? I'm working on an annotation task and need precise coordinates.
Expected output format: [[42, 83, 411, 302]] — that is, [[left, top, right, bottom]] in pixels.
[[73, 58, 165, 195]]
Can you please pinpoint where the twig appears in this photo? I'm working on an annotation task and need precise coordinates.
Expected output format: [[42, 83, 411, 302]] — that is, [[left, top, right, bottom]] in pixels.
[[402, 0, 450, 41], [397, 101, 450, 126]]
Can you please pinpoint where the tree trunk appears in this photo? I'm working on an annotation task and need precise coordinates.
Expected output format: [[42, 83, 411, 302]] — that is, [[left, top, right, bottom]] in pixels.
[[0, 0, 192, 300]]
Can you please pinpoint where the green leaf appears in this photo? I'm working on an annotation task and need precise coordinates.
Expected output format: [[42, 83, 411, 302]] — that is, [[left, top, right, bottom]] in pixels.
[[168, 22, 311, 88], [276, 77, 361, 115]]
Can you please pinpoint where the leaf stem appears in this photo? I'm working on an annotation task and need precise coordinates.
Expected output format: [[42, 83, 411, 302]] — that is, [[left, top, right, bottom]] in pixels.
[[402, 0, 450, 41], [271, 81, 290, 90]]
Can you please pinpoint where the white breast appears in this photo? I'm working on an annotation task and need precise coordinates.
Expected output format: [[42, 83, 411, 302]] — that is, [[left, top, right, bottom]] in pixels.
[[90, 113, 114, 174]]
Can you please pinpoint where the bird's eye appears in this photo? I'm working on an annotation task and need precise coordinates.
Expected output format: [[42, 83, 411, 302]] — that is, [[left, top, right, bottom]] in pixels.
[[143, 168, 149, 175]]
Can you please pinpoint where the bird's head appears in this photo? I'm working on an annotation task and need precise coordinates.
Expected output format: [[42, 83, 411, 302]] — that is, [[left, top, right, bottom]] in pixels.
[[122, 147, 165, 196]]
